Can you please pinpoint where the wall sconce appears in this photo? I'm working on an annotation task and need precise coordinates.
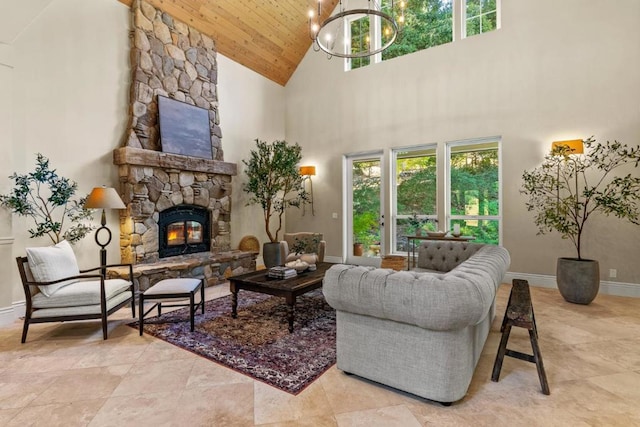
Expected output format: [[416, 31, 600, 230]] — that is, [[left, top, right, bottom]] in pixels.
[[551, 139, 584, 155], [85, 186, 126, 272], [299, 165, 316, 216]]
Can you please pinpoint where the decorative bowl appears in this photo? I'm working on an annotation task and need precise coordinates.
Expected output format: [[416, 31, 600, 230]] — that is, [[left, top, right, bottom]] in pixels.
[[285, 260, 309, 272], [426, 231, 447, 238]]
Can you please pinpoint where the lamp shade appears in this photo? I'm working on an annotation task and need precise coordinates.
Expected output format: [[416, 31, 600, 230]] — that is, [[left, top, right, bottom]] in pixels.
[[85, 186, 126, 209], [551, 139, 584, 154], [299, 165, 316, 176]]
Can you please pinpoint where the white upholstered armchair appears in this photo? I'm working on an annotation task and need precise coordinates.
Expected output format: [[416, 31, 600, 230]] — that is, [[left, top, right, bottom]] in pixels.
[[16, 240, 135, 343]]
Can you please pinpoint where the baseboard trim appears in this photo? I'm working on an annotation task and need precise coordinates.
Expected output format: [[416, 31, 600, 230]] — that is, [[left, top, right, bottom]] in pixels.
[[504, 272, 640, 298], [0, 300, 24, 327]]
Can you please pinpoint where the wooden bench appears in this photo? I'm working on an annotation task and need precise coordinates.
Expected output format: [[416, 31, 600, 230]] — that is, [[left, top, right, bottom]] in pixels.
[[491, 279, 550, 395]]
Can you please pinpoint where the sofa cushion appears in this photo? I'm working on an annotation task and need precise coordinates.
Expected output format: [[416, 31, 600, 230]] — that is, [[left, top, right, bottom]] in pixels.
[[26, 240, 80, 297], [31, 290, 133, 318], [32, 279, 132, 308]]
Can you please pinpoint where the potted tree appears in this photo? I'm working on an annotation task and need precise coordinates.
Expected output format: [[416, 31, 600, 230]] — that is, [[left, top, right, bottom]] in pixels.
[[521, 137, 640, 304], [0, 153, 94, 244], [243, 139, 308, 268]]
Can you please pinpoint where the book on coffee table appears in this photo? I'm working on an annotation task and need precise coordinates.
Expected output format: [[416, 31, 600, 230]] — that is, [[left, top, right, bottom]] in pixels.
[[267, 266, 297, 279]]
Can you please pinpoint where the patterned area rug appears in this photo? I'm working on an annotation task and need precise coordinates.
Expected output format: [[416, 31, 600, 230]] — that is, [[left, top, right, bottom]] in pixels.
[[129, 289, 336, 395]]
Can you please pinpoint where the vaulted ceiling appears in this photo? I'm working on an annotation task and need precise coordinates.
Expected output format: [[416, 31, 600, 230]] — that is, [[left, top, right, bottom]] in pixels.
[[119, 0, 340, 86]]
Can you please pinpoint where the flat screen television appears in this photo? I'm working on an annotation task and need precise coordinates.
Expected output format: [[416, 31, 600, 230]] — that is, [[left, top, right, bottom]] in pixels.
[[158, 95, 213, 159]]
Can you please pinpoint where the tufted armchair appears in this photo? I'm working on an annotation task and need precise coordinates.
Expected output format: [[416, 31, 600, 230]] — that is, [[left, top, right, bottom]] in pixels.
[[414, 241, 485, 273], [280, 232, 326, 263]]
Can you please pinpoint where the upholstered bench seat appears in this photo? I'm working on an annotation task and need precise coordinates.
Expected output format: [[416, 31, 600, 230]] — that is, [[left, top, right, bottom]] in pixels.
[[139, 278, 205, 334]]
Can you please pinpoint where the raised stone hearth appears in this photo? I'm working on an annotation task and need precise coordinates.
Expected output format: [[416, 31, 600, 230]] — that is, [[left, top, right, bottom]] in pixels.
[[107, 251, 256, 290]]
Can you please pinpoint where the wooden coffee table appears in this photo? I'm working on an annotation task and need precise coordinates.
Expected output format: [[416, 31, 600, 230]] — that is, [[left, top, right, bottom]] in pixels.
[[229, 262, 332, 333]]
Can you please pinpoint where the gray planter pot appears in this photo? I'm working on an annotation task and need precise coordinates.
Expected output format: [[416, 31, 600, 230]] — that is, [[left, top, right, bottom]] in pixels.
[[262, 241, 282, 268], [556, 257, 600, 305]]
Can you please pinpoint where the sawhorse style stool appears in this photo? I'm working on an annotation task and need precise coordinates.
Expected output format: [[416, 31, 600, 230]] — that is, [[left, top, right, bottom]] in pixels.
[[139, 278, 205, 335], [491, 279, 550, 395]]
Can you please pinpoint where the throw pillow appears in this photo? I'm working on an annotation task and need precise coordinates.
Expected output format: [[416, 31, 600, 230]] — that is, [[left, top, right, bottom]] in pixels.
[[26, 240, 80, 297]]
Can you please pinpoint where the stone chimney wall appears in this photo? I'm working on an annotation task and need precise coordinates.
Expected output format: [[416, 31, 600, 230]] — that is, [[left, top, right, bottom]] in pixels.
[[125, 0, 222, 158], [116, 0, 238, 266]]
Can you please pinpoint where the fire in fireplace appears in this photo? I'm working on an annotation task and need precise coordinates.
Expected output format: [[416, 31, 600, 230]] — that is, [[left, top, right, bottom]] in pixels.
[[158, 205, 210, 258]]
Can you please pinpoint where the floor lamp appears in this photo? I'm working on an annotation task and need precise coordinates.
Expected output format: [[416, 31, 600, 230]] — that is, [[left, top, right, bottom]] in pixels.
[[85, 186, 126, 274]]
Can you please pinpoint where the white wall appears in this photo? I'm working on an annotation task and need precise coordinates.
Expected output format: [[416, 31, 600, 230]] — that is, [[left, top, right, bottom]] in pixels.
[[0, 43, 15, 318], [216, 54, 286, 264], [0, 0, 286, 322], [8, 0, 130, 308], [285, 0, 640, 285]]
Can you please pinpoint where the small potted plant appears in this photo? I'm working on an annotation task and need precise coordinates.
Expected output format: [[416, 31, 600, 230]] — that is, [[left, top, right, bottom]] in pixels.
[[521, 137, 640, 304], [407, 213, 425, 236], [243, 139, 309, 267]]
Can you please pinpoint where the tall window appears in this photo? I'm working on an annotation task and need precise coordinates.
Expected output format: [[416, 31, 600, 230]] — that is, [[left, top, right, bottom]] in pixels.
[[446, 139, 501, 244], [345, 0, 499, 71], [392, 146, 438, 252], [382, 0, 453, 62], [350, 16, 371, 70], [464, 0, 499, 38]]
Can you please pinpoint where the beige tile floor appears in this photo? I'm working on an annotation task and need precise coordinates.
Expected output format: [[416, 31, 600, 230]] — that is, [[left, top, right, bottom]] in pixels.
[[1, 282, 640, 426]]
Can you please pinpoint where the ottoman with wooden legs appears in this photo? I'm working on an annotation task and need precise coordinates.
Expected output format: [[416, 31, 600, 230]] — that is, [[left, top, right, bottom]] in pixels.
[[138, 278, 205, 335]]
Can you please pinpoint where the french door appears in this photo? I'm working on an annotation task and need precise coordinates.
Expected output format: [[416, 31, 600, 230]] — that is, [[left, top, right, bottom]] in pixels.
[[345, 152, 385, 266]]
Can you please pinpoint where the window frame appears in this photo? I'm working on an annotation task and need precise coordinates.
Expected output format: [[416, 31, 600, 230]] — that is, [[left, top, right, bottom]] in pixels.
[[462, 0, 501, 39], [391, 143, 439, 254], [344, 0, 501, 70], [445, 136, 503, 245]]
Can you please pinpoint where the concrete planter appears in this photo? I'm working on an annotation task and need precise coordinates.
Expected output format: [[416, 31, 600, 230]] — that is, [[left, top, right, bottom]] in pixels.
[[556, 257, 600, 305], [263, 242, 282, 268]]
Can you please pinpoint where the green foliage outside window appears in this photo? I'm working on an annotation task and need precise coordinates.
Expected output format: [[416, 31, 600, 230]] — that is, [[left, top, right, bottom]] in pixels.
[[351, 16, 371, 70], [465, 0, 498, 37], [382, 0, 453, 61], [396, 154, 437, 215], [352, 160, 381, 247], [450, 148, 500, 244]]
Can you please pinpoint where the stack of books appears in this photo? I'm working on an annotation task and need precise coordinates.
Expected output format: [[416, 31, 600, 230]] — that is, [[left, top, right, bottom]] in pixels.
[[267, 266, 297, 279]]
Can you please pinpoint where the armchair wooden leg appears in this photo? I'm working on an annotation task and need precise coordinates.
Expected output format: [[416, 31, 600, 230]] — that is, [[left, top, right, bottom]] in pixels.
[[139, 294, 145, 336], [21, 319, 29, 344], [101, 312, 108, 340]]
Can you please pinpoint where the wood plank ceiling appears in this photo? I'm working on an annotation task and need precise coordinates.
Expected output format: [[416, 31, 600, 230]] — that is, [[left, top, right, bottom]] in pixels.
[[119, 0, 340, 86]]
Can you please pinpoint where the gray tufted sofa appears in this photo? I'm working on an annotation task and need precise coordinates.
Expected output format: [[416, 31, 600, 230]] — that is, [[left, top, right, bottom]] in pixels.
[[323, 241, 510, 403]]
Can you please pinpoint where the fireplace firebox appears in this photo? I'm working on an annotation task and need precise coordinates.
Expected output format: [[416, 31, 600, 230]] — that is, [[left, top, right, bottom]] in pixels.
[[158, 205, 210, 258]]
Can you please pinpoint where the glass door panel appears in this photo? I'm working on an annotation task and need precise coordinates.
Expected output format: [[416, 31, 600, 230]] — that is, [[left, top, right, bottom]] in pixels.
[[346, 153, 384, 265]]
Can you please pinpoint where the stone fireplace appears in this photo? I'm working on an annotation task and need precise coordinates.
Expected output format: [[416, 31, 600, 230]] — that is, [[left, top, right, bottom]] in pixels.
[[107, 0, 257, 290]]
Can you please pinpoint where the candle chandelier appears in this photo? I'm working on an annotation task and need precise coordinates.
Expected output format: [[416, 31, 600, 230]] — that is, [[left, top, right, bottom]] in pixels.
[[308, 0, 406, 59]]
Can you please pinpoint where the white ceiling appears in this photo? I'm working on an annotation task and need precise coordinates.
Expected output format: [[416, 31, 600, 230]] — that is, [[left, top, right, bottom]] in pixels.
[[0, 0, 53, 44]]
